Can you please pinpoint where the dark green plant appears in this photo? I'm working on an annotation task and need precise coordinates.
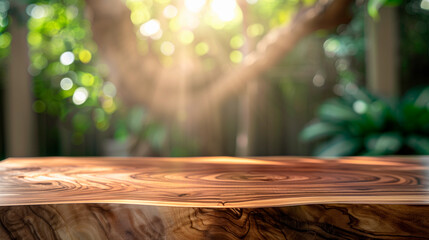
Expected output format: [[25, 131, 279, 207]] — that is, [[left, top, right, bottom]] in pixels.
[[300, 86, 429, 156]]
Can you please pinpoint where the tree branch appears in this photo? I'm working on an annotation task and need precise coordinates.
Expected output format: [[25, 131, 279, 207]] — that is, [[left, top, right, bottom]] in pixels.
[[200, 0, 353, 111]]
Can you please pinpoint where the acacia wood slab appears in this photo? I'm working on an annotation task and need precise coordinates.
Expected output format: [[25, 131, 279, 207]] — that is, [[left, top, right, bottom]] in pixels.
[[1, 156, 429, 239]]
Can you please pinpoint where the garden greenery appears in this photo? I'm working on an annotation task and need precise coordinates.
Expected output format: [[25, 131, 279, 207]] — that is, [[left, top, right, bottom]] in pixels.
[[301, 86, 429, 156]]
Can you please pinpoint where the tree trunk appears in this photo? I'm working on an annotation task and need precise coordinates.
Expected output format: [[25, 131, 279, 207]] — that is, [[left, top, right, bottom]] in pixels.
[[84, 0, 354, 155]]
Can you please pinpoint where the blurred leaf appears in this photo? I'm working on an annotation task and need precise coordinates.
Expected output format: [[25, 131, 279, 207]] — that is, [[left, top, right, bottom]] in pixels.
[[302, 85, 429, 157], [300, 121, 344, 142], [365, 132, 402, 155], [144, 123, 166, 150], [364, 100, 390, 130], [406, 135, 429, 155], [128, 107, 145, 133], [399, 103, 429, 132], [402, 87, 427, 105], [318, 99, 359, 123], [414, 87, 429, 107], [343, 87, 374, 105], [314, 136, 361, 157], [114, 121, 128, 142]]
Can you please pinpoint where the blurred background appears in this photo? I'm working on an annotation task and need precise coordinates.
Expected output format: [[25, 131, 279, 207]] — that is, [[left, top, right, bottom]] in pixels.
[[0, 0, 428, 159]]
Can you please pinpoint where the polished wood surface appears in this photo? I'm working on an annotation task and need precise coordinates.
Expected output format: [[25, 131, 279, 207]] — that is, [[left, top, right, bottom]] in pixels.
[[1, 156, 429, 239], [1, 156, 429, 207]]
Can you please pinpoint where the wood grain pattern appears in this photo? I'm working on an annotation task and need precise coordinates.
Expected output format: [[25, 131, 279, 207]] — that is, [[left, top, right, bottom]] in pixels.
[[1, 156, 429, 207], [1, 156, 429, 239], [1, 204, 429, 239]]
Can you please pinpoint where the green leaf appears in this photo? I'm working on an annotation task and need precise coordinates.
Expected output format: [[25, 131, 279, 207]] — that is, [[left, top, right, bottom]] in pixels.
[[414, 87, 429, 107], [399, 103, 429, 132], [406, 135, 429, 155], [314, 136, 361, 157], [144, 123, 166, 150], [402, 86, 429, 106], [128, 107, 145, 133], [343, 87, 374, 105], [300, 121, 344, 142], [318, 99, 359, 123], [364, 100, 390, 130], [365, 132, 402, 155]]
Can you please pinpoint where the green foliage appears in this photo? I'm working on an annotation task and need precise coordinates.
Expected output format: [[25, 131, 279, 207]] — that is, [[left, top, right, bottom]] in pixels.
[[26, 0, 117, 140], [300, 86, 429, 157], [322, 6, 365, 88], [0, 0, 10, 58], [126, 0, 314, 66], [399, 0, 429, 92]]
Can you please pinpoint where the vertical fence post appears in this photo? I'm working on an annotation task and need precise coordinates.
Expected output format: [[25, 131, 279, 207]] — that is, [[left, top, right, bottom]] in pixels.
[[365, 6, 399, 98], [5, 13, 37, 157]]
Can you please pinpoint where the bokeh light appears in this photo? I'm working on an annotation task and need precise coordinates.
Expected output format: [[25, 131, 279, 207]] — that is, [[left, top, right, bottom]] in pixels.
[[421, 0, 429, 10], [140, 19, 161, 37], [353, 100, 368, 114], [29, 5, 47, 19], [179, 13, 200, 29], [102, 98, 117, 113], [230, 35, 244, 49], [160, 41, 175, 56], [247, 24, 264, 37], [32, 100, 46, 113], [72, 87, 89, 105], [60, 51, 75, 66], [323, 38, 340, 57], [78, 49, 92, 63], [185, 0, 206, 13], [80, 73, 95, 87], [103, 82, 117, 98], [179, 30, 194, 44], [229, 50, 243, 63], [66, 5, 79, 19], [210, 0, 237, 22], [60, 77, 73, 90], [151, 29, 163, 40], [131, 6, 150, 24], [312, 74, 325, 87], [0, 32, 10, 48], [163, 5, 178, 19], [195, 42, 209, 56]]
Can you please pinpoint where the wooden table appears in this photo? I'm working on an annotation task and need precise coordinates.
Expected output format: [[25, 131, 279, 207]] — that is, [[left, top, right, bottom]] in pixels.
[[1, 156, 429, 239]]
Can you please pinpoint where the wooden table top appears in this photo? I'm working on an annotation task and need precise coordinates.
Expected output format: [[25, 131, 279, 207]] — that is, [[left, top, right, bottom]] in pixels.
[[0, 156, 429, 208]]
